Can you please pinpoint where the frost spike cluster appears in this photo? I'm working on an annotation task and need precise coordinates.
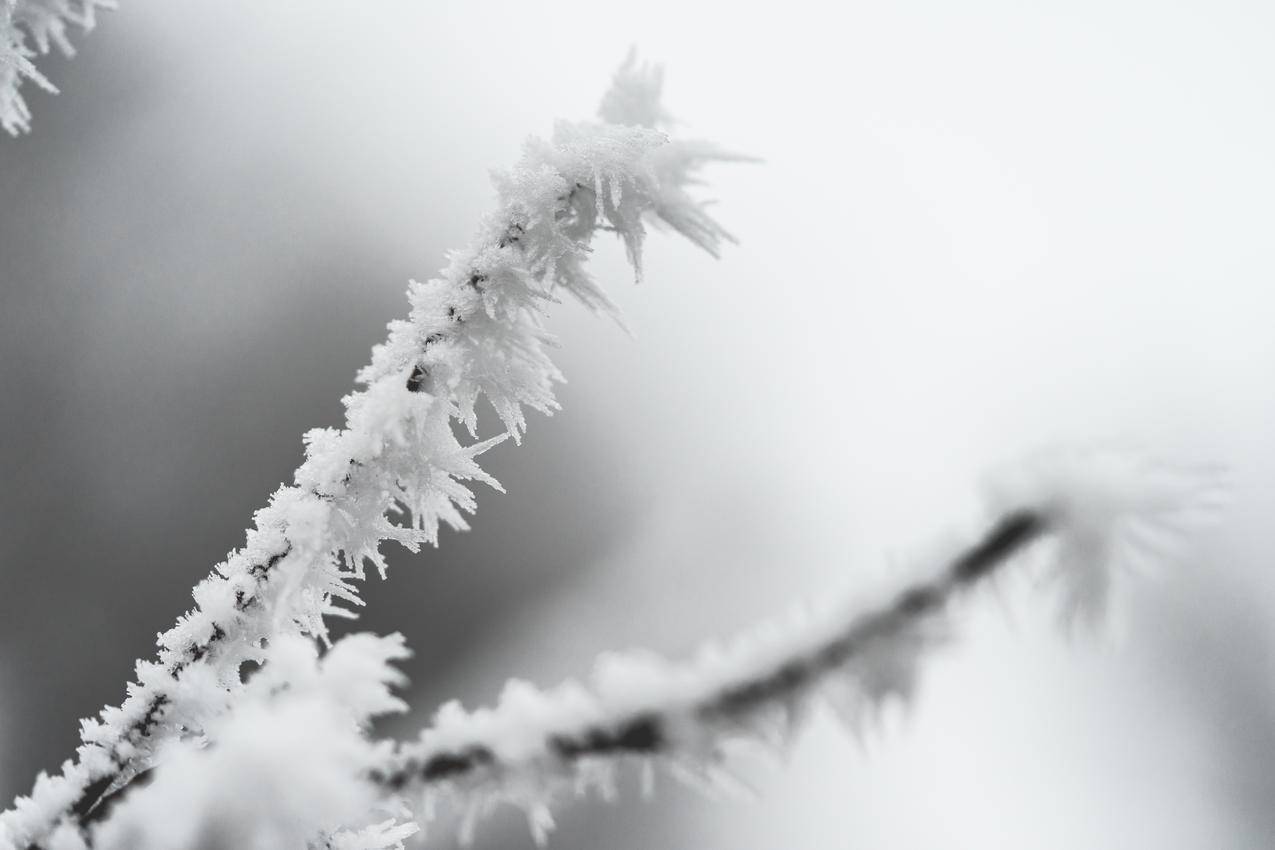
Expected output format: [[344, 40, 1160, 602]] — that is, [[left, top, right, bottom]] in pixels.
[[0, 0, 114, 134], [0, 40, 1224, 850], [0, 55, 740, 850], [370, 450, 1221, 843], [88, 633, 416, 850]]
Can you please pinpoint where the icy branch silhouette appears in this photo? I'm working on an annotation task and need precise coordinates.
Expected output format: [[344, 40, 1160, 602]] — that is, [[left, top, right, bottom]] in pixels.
[[0, 39, 1222, 850]]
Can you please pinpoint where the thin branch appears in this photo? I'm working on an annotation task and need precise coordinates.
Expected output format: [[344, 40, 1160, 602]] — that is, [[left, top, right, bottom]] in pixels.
[[0, 55, 742, 850], [372, 447, 1219, 843], [374, 512, 1041, 792]]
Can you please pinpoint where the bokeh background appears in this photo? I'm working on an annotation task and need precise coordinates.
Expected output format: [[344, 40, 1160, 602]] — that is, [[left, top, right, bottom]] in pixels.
[[2, 1, 1274, 847]]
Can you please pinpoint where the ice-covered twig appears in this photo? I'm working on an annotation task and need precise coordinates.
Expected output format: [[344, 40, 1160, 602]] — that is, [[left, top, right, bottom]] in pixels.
[[62, 633, 418, 850], [0, 56, 742, 850], [373, 450, 1221, 843], [0, 0, 115, 134]]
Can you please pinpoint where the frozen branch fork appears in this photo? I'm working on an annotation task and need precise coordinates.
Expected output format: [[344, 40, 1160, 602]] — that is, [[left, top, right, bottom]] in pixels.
[[0, 52, 1220, 850]]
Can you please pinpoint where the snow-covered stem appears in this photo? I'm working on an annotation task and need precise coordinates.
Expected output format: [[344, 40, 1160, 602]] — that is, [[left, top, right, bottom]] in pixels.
[[0, 55, 741, 850], [0, 0, 114, 134], [1, 41, 1224, 850], [87, 633, 417, 850], [60, 449, 1217, 850], [377, 510, 1046, 792], [375, 450, 1220, 842]]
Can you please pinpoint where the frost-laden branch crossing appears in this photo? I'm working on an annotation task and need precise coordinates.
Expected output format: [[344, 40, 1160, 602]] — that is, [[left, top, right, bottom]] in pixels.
[[79, 447, 1219, 850], [0, 55, 745, 850], [0, 43, 1222, 850]]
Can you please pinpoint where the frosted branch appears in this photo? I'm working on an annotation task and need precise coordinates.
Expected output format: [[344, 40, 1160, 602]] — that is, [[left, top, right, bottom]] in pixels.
[[374, 450, 1221, 843], [0, 55, 742, 850], [1, 40, 1224, 850]]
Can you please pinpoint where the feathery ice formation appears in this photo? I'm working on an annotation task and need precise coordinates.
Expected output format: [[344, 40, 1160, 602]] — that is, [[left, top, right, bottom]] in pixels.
[[0, 55, 742, 850], [52, 447, 1217, 850], [0, 46, 1222, 850], [368, 449, 1220, 845], [0, 0, 114, 134]]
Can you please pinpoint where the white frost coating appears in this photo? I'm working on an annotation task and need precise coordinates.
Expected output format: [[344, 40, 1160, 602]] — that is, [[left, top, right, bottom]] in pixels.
[[326, 819, 419, 850], [0, 55, 740, 850], [0, 0, 114, 134], [3, 45, 1222, 850], [983, 447, 1227, 631], [85, 634, 410, 850], [598, 49, 670, 130], [377, 448, 1218, 844]]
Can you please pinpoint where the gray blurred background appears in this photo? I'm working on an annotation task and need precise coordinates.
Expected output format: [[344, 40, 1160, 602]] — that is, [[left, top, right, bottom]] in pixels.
[[2, 1, 1274, 847]]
